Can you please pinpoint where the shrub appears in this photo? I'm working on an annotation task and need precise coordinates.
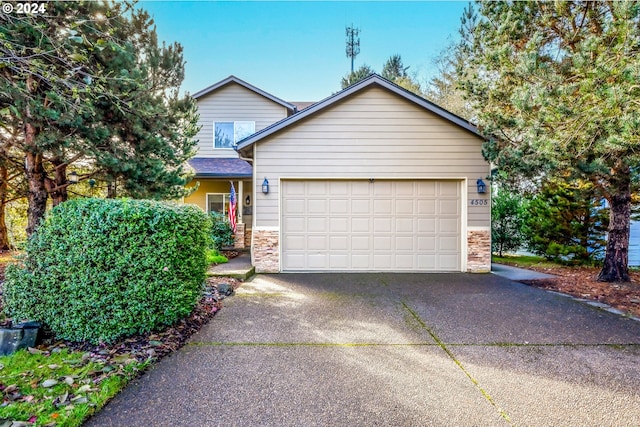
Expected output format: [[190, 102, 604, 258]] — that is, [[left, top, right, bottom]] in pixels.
[[208, 212, 234, 249], [3, 198, 210, 344], [206, 248, 228, 265]]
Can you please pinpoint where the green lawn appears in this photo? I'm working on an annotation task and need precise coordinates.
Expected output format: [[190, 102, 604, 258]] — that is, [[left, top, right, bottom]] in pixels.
[[492, 254, 564, 269], [0, 348, 149, 426]]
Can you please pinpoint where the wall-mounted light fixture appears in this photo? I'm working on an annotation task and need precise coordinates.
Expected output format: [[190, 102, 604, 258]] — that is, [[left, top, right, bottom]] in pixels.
[[245, 195, 251, 206], [68, 171, 79, 184], [476, 178, 487, 194], [262, 177, 269, 194]]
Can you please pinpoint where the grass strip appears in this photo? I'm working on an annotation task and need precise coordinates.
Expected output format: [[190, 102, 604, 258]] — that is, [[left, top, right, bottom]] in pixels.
[[187, 341, 438, 347]]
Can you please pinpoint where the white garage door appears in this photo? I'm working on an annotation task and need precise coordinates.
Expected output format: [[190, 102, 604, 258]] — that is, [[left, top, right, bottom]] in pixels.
[[281, 180, 462, 272]]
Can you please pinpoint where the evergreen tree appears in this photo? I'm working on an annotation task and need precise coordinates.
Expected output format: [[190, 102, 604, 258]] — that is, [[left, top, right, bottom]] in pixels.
[[381, 54, 409, 81], [1, 1, 199, 235], [459, 1, 640, 281], [340, 64, 375, 89], [522, 179, 609, 264], [491, 188, 526, 257]]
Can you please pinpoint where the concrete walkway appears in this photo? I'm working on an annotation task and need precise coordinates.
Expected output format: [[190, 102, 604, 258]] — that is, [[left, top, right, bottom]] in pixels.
[[207, 251, 254, 280], [491, 263, 557, 281], [87, 273, 640, 426]]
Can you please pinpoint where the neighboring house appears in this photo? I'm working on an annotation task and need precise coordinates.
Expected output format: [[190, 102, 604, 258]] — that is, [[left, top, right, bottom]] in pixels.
[[236, 74, 491, 273], [184, 76, 297, 247]]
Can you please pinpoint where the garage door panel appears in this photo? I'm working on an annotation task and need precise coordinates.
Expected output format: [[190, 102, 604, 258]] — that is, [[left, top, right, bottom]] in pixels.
[[351, 254, 370, 268], [373, 236, 392, 250], [286, 217, 305, 232], [439, 218, 460, 233], [281, 180, 461, 271], [329, 181, 349, 195], [352, 218, 371, 232], [307, 181, 327, 195], [439, 181, 460, 196], [308, 199, 327, 213], [417, 181, 437, 196], [418, 218, 436, 233], [373, 199, 393, 214], [439, 199, 460, 215], [417, 199, 437, 215], [330, 199, 349, 214], [307, 235, 327, 251], [284, 235, 305, 250], [439, 236, 460, 251], [351, 236, 370, 250], [396, 218, 414, 232], [307, 253, 327, 268], [351, 182, 371, 195], [330, 236, 348, 250], [373, 254, 392, 269], [395, 236, 413, 250], [307, 217, 327, 232], [284, 253, 305, 269], [330, 254, 349, 269], [395, 254, 414, 269], [374, 218, 392, 232], [374, 181, 393, 195], [396, 199, 414, 214], [330, 217, 348, 232], [439, 254, 459, 271], [285, 199, 305, 214]]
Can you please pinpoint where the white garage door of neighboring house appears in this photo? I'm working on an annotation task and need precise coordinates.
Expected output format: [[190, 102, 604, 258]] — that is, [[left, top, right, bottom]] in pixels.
[[281, 180, 462, 272]]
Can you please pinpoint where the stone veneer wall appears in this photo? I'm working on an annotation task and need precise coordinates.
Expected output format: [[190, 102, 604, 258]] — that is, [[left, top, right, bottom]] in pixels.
[[252, 229, 279, 273], [233, 223, 246, 249], [467, 228, 491, 273], [244, 227, 252, 249]]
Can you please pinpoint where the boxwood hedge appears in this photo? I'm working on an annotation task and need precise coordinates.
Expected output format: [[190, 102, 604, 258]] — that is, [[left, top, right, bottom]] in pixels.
[[4, 198, 210, 344]]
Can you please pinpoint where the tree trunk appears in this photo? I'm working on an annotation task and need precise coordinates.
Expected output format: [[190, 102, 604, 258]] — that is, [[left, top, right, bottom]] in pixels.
[[598, 165, 631, 282], [25, 151, 48, 236], [47, 161, 68, 206], [0, 164, 12, 250]]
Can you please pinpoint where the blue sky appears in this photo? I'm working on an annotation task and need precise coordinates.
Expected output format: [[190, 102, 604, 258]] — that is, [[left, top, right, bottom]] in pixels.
[[140, 1, 469, 102]]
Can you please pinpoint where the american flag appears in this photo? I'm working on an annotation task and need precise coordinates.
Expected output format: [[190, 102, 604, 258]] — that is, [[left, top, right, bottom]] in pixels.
[[228, 182, 237, 233]]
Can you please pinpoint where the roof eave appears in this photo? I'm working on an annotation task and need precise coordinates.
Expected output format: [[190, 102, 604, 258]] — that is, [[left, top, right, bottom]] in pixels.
[[192, 75, 296, 113], [236, 74, 485, 153]]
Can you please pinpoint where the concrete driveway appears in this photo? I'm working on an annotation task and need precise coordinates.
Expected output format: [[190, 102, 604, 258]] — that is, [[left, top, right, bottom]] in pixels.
[[87, 273, 640, 426]]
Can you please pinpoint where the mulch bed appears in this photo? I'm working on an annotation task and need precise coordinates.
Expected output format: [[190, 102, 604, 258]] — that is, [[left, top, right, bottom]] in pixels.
[[507, 264, 640, 318]]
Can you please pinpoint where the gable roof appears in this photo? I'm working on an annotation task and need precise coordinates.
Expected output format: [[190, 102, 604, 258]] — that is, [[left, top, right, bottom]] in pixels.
[[192, 75, 297, 114], [236, 74, 483, 157]]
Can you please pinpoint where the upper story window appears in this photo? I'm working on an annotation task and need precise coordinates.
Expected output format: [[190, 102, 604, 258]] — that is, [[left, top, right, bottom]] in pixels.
[[214, 121, 255, 149]]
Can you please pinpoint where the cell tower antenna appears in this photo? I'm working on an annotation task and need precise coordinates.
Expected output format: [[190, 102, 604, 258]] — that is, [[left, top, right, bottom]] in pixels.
[[345, 25, 361, 73]]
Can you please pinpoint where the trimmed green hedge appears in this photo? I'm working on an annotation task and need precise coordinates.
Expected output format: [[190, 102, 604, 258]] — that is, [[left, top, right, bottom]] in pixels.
[[4, 198, 210, 344]]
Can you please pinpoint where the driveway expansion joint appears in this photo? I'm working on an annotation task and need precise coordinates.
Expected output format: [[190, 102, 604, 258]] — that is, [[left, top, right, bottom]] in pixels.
[[401, 301, 514, 426]]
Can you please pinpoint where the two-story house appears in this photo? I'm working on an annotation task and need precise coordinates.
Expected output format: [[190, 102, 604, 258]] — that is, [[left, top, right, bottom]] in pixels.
[[183, 76, 298, 248], [186, 74, 492, 274]]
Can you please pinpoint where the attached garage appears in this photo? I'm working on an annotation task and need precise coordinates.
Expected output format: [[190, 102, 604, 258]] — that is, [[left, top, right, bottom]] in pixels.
[[237, 74, 491, 274], [281, 179, 462, 271]]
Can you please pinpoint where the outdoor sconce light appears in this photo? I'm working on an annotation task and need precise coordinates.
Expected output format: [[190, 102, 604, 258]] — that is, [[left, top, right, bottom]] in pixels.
[[68, 171, 79, 184], [262, 177, 269, 194], [245, 195, 251, 206], [476, 178, 487, 194]]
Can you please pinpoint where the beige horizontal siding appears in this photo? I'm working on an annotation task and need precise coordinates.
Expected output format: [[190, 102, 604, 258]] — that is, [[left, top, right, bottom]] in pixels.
[[255, 86, 490, 228], [195, 83, 288, 158]]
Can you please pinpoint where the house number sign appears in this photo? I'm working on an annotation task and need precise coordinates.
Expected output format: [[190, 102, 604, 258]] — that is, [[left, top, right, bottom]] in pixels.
[[469, 199, 488, 206]]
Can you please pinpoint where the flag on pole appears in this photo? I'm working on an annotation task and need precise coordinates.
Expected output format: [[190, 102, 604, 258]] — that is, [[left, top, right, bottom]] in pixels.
[[228, 182, 237, 233]]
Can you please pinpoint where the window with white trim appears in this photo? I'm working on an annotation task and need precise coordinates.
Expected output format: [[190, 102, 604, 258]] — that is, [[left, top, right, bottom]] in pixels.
[[207, 193, 231, 214], [214, 121, 255, 149]]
